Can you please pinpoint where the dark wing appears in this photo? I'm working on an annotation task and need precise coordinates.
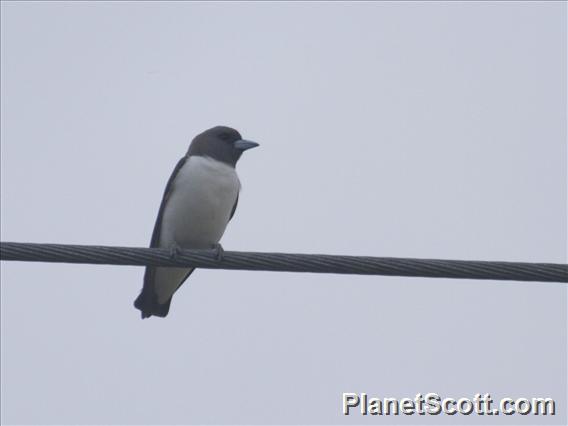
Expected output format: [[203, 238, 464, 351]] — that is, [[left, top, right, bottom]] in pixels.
[[134, 155, 194, 318], [229, 193, 239, 222], [148, 155, 189, 248]]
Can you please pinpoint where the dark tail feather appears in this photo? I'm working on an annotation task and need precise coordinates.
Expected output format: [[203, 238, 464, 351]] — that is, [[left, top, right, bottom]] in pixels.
[[134, 291, 172, 319], [134, 266, 194, 319]]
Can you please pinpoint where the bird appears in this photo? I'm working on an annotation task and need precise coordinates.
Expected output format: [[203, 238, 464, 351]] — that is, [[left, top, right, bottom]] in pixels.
[[134, 126, 259, 318]]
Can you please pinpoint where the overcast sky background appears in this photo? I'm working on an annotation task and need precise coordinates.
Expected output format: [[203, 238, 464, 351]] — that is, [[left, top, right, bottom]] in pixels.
[[1, 1, 566, 425]]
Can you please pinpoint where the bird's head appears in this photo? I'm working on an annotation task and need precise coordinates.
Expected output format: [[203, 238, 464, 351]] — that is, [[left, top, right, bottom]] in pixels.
[[188, 126, 259, 166]]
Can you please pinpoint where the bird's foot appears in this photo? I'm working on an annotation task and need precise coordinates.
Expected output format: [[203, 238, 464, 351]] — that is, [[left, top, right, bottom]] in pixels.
[[169, 243, 182, 262], [212, 243, 224, 262]]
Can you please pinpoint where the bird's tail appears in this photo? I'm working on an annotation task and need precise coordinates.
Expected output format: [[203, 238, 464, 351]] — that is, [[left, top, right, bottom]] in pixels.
[[134, 291, 172, 319], [135, 266, 194, 319]]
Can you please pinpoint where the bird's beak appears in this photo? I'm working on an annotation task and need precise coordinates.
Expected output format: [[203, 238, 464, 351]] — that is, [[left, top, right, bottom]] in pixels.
[[233, 139, 259, 151]]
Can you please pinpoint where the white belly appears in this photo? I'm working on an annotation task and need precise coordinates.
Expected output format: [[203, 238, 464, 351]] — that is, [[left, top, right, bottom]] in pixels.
[[153, 156, 240, 304], [158, 155, 240, 249]]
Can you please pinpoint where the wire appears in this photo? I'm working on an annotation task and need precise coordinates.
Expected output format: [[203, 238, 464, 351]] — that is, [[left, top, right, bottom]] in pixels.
[[1, 242, 566, 283]]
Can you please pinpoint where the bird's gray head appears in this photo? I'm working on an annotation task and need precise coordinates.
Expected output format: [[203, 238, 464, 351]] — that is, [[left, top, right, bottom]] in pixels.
[[187, 126, 259, 166]]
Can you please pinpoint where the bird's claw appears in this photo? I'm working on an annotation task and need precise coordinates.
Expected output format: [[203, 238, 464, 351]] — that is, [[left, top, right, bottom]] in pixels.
[[212, 243, 224, 262], [169, 244, 182, 262]]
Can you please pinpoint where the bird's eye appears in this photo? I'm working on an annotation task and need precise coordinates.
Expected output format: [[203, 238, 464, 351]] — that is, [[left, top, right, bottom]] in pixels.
[[219, 133, 231, 141]]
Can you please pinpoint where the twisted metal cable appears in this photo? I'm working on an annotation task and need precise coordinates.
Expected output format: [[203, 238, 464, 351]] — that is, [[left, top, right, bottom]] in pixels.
[[1, 242, 566, 283]]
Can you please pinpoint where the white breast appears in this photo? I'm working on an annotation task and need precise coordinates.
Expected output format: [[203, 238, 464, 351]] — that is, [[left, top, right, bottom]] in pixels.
[[158, 155, 240, 249]]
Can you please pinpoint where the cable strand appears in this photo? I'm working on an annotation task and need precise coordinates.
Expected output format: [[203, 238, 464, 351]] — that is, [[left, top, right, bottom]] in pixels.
[[1, 242, 566, 283]]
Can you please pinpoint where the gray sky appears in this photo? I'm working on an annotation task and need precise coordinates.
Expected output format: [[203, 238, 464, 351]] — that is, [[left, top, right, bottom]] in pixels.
[[1, 1, 566, 425]]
